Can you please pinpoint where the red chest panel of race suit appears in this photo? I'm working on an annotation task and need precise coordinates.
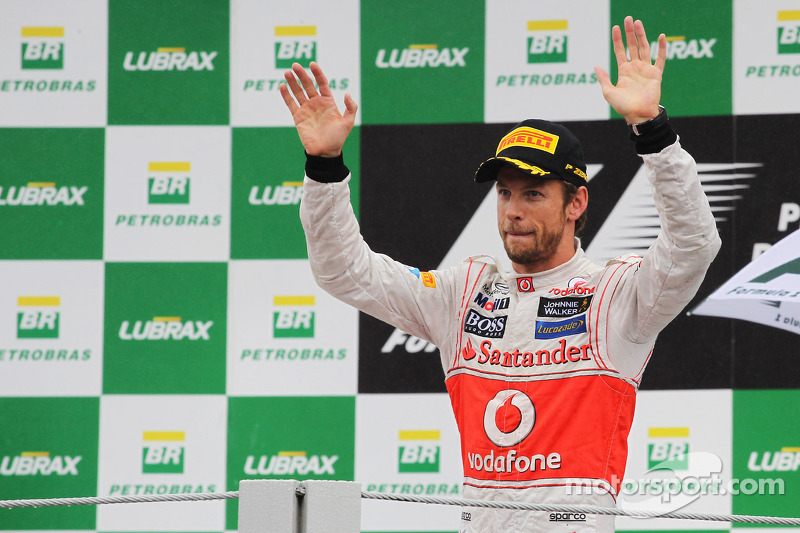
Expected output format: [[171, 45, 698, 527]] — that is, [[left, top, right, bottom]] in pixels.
[[446, 372, 635, 492]]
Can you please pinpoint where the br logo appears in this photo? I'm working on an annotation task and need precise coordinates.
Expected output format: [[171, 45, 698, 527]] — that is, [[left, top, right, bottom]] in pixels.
[[398, 430, 440, 473], [142, 431, 185, 474], [274, 26, 316, 68], [21, 27, 64, 70], [17, 296, 60, 339], [148, 162, 190, 204], [273, 296, 315, 338]]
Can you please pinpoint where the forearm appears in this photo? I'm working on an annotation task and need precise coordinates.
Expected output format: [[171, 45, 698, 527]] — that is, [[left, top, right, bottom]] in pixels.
[[611, 118, 721, 346], [299, 157, 449, 343]]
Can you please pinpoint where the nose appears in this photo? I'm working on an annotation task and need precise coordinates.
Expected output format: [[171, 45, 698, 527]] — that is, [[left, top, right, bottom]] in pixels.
[[505, 194, 524, 220]]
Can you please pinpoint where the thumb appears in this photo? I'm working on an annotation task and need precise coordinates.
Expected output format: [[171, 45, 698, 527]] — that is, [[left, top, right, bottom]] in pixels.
[[594, 66, 613, 93], [343, 93, 358, 125]]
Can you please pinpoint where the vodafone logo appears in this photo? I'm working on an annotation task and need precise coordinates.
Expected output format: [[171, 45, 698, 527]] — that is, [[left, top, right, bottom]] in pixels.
[[516, 277, 534, 292], [483, 390, 535, 447], [549, 277, 595, 296]]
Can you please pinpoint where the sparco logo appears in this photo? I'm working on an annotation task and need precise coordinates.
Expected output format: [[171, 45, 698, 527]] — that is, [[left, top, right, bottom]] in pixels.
[[376, 45, 468, 68], [463, 309, 506, 338], [550, 512, 586, 522]]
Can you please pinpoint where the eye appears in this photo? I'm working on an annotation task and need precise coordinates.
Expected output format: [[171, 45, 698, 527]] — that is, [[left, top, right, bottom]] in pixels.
[[497, 188, 511, 197]]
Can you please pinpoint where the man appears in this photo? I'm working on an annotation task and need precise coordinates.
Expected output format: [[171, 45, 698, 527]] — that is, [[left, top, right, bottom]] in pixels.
[[280, 17, 720, 533]]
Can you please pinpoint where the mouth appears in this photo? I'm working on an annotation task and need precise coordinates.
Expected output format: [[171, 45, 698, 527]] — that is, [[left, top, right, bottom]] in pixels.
[[504, 228, 534, 239]]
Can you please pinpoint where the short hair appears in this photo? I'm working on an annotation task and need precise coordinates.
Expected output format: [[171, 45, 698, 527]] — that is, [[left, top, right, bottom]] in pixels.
[[561, 181, 587, 236]]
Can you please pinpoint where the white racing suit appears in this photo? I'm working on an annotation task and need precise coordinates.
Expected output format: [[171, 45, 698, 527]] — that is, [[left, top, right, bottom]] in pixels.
[[299, 139, 720, 532]]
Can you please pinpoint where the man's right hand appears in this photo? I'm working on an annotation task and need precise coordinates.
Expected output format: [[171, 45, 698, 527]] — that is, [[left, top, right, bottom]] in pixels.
[[280, 62, 358, 158]]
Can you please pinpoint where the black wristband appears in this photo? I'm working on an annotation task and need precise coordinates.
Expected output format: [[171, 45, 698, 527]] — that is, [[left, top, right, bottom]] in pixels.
[[304, 152, 350, 183], [628, 106, 678, 155]]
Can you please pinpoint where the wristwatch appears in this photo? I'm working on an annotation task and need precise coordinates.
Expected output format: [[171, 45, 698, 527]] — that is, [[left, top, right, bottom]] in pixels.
[[629, 105, 667, 136]]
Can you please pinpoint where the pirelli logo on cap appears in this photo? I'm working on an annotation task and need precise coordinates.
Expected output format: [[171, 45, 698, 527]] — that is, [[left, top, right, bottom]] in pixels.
[[496, 127, 559, 156]]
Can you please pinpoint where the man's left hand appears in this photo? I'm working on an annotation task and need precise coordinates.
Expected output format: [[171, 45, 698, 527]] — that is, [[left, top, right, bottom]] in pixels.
[[594, 16, 666, 124]]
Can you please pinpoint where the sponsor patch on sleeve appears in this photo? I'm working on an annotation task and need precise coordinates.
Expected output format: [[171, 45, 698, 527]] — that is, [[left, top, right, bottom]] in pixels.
[[421, 271, 436, 288], [402, 264, 421, 278]]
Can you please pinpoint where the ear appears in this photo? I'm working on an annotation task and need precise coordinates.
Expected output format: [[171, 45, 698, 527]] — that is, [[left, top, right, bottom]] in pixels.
[[566, 186, 588, 222]]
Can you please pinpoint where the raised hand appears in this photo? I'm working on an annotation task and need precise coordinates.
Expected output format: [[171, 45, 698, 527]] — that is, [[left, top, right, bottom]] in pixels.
[[279, 62, 358, 157], [594, 16, 667, 124]]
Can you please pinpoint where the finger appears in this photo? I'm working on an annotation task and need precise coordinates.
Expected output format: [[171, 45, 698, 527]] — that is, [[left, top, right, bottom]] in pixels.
[[634, 19, 651, 63], [593, 66, 613, 95], [611, 25, 627, 67], [310, 62, 333, 98], [292, 62, 319, 98], [283, 68, 308, 105], [343, 93, 358, 125], [654, 33, 667, 73], [278, 82, 299, 115], [624, 16, 638, 60]]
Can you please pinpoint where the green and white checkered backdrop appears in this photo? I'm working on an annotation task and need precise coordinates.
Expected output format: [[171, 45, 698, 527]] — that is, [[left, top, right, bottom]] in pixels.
[[1, 0, 799, 531]]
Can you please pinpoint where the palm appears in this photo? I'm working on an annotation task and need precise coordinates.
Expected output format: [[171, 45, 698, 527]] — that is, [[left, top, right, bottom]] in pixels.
[[608, 60, 662, 120], [280, 62, 358, 157], [292, 95, 351, 156], [595, 17, 666, 124]]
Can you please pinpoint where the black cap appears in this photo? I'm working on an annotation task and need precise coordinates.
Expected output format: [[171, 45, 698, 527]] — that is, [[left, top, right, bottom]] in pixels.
[[474, 119, 588, 187]]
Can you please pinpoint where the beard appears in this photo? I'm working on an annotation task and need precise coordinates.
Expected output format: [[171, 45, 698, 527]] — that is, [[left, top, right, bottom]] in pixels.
[[502, 220, 566, 267]]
